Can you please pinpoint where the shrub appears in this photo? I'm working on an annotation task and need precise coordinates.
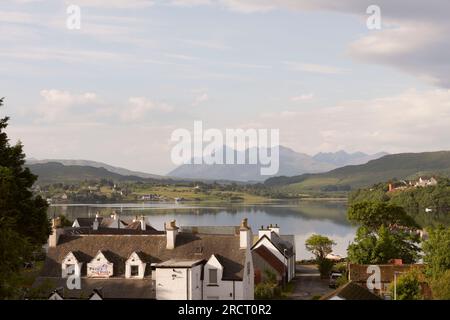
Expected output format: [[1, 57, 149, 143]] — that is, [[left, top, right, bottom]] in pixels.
[[255, 283, 275, 299], [318, 259, 334, 278]]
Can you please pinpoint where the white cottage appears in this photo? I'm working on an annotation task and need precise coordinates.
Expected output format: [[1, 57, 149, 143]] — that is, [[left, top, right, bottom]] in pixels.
[[34, 218, 255, 300], [251, 224, 296, 282]]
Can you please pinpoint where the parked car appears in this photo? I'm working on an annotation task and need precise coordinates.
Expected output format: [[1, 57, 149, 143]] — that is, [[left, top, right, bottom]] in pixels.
[[329, 272, 343, 288]]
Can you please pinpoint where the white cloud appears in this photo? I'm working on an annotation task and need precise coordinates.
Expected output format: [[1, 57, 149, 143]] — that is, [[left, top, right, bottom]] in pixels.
[[164, 0, 450, 87], [121, 97, 174, 122], [291, 93, 314, 102], [35, 90, 101, 123], [40, 89, 98, 106], [192, 92, 209, 106], [258, 88, 450, 154], [285, 62, 346, 75], [64, 0, 155, 9]]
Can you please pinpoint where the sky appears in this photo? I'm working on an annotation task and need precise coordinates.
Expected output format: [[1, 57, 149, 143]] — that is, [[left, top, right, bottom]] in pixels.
[[1, 0, 450, 174]]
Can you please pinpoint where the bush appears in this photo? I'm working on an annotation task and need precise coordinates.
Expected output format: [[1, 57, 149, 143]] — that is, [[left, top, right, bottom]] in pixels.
[[255, 283, 275, 299], [431, 269, 450, 300], [389, 268, 422, 300], [318, 259, 334, 278]]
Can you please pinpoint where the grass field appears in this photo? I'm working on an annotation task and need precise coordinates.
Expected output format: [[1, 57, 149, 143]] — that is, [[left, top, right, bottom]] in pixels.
[[130, 185, 271, 203]]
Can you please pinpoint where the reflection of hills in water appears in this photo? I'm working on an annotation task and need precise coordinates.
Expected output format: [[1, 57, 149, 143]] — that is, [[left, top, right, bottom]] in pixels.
[[48, 201, 349, 226]]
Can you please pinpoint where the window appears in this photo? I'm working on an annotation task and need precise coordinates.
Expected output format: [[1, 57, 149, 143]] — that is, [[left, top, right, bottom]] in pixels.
[[66, 264, 75, 275], [209, 269, 218, 285], [130, 265, 139, 277]]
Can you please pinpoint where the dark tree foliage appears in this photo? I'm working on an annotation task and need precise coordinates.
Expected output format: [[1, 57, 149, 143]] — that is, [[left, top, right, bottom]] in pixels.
[[0, 98, 51, 298], [347, 201, 421, 264]]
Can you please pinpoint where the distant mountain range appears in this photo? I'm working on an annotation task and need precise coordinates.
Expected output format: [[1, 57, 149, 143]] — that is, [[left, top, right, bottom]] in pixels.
[[265, 151, 450, 193], [25, 151, 450, 190], [168, 146, 387, 182], [26, 159, 165, 180], [25, 162, 161, 184]]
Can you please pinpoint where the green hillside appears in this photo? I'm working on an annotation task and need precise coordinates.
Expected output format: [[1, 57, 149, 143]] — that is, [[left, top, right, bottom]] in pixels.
[[27, 162, 153, 184], [265, 151, 450, 194]]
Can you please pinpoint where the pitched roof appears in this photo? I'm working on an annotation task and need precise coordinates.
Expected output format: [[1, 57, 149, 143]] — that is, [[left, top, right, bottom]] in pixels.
[[33, 277, 155, 300], [125, 220, 159, 232], [252, 245, 285, 275], [73, 218, 103, 228], [65, 227, 164, 236], [40, 232, 246, 281], [253, 233, 295, 257], [320, 281, 382, 300], [349, 264, 424, 283]]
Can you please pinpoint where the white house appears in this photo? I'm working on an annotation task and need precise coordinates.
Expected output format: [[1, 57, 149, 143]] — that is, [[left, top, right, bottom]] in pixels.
[[251, 224, 296, 282], [34, 217, 254, 300]]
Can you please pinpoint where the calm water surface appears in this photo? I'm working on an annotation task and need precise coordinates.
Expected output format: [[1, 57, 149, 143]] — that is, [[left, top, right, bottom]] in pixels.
[[48, 200, 356, 260]]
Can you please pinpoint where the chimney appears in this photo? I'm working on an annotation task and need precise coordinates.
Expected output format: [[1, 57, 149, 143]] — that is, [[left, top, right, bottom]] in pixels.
[[269, 223, 280, 235], [239, 218, 252, 249], [258, 225, 272, 240], [93, 217, 99, 230], [165, 220, 179, 249], [140, 216, 146, 231], [48, 217, 63, 247]]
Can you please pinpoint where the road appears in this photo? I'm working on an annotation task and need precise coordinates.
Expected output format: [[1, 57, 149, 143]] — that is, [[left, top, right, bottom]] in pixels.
[[289, 264, 333, 300]]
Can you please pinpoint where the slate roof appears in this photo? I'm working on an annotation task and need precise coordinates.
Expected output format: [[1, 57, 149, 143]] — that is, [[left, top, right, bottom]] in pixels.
[[40, 232, 246, 281], [253, 232, 295, 257], [33, 277, 155, 299], [320, 281, 382, 300], [252, 245, 285, 275], [65, 227, 164, 236]]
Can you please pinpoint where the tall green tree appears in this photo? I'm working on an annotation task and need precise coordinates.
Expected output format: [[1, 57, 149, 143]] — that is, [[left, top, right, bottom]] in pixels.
[[305, 234, 336, 277], [0, 97, 51, 298], [422, 225, 450, 279], [347, 201, 420, 264]]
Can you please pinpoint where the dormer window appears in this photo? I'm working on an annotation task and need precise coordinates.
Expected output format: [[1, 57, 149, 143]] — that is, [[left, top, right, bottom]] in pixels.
[[87, 251, 113, 278], [125, 252, 146, 279], [61, 252, 82, 278]]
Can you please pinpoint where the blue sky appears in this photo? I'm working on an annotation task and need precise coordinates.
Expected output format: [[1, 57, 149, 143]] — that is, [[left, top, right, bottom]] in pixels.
[[1, 0, 450, 174]]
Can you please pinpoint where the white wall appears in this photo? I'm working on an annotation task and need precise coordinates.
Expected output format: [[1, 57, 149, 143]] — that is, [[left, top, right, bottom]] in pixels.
[[155, 266, 203, 300], [87, 252, 113, 278], [125, 252, 146, 279], [156, 268, 188, 300], [61, 252, 82, 278]]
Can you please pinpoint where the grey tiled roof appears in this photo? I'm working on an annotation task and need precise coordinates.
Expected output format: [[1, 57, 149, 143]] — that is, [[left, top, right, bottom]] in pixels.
[[41, 232, 246, 280]]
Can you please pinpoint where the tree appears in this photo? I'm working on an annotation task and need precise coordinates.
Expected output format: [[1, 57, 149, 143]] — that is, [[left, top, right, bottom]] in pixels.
[[430, 269, 450, 300], [422, 225, 450, 279], [305, 234, 336, 278], [347, 202, 420, 264], [305, 234, 336, 260], [0, 98, 51, 298], [389, 268, 422, 300], [348, 201, 418, 231]]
